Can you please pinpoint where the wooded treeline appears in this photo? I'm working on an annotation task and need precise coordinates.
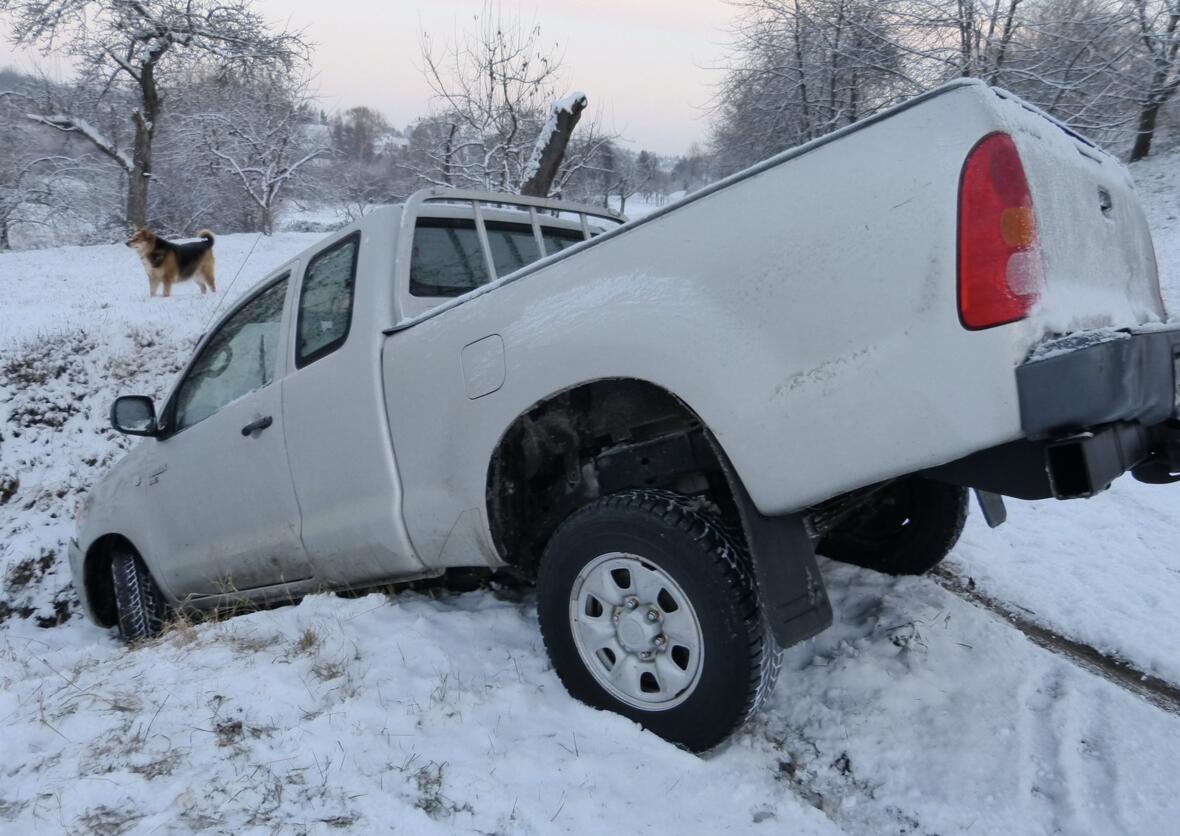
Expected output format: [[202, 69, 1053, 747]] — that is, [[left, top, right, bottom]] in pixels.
[[712, 0, 1180, 174], [0, 0, 1175, 250]]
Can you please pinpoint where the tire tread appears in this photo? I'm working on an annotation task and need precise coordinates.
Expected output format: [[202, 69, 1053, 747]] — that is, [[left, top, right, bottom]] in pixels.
[[110, 548, 167, 642]]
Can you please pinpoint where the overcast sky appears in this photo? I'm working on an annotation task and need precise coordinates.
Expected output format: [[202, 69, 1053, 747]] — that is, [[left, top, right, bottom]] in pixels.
[[0, 1, 739, 155]]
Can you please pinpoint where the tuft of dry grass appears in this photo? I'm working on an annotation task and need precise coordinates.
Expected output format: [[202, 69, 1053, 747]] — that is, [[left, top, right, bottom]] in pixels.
[[76, 804, 144, 835], [312, 660, 346, 682], [295, 627, 320, 654]]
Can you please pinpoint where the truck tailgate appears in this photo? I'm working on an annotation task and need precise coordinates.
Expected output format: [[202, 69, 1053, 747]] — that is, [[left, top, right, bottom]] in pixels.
[[998, 93, 1166, 333]]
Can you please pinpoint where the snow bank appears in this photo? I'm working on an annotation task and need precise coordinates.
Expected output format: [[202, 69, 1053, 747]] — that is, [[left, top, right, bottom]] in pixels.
[[0, 592, 837, 833], [2, 156, 1180, 832]]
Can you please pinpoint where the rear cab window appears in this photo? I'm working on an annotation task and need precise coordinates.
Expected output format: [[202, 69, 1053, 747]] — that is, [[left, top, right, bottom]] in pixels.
[[409, 216, 590, 298], [409, 219, 489, 297]]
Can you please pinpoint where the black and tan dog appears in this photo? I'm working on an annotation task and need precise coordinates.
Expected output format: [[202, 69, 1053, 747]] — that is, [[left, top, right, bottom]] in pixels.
[[126, 228, 217, 297]]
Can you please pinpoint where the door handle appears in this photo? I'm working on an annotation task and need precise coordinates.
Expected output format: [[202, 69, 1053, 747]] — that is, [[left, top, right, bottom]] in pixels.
[[241, 415, 274, 436]]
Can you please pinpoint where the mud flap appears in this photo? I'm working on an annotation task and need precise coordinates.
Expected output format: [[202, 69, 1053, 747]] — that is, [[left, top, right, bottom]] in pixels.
[[974, 489, 1008, 528], [730, 474, 833, 648]]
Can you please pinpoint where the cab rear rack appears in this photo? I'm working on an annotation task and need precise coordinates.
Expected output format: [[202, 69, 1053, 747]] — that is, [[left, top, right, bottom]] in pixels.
[[404, 187, 626, 252]]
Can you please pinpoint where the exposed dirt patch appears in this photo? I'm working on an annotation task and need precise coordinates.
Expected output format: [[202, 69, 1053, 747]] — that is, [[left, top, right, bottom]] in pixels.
[[4, 549, 55, 591], [0, 474, 17, 505]]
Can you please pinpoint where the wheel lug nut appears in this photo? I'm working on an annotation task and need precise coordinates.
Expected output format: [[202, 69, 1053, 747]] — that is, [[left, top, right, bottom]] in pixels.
[[653, 635, 666, 648], [625, 598, 639, 610], [646, 609, 659, 622], [611, 614, 620, 624]]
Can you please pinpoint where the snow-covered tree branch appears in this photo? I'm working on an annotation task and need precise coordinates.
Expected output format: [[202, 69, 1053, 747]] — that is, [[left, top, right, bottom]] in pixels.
[[0, 0, 311, 227]]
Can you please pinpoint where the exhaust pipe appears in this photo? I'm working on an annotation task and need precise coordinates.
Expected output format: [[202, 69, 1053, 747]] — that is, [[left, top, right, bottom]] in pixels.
[[1132, 419, 1180, 486]]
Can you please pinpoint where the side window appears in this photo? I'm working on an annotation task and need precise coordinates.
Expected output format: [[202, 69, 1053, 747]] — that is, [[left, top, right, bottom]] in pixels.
[[410, 220, 489, 297], [174, 277, 288, 431], [297, 233, 359, 367], [485, 221, 541, 277]]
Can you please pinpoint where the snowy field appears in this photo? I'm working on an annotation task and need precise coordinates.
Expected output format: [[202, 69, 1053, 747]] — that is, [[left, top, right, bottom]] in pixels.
[[1, 154, 1180, 834]]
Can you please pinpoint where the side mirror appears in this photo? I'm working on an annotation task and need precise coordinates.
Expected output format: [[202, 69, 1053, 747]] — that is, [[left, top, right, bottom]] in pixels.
[[110, 395, 158, 437]]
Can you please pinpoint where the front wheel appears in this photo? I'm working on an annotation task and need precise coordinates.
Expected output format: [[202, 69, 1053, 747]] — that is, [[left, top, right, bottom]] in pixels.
[[537, 489, 780, 752], [110, 547, 168, 642]]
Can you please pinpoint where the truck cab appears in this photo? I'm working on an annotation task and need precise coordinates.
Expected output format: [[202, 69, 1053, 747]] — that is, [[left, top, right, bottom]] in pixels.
[[74, 191, 624, 615]]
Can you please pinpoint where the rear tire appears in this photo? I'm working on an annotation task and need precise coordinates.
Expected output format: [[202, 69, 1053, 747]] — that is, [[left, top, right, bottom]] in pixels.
[[110, 547, 168, 642], [818, 477, 968, 576], [537, 489, 780, 752]]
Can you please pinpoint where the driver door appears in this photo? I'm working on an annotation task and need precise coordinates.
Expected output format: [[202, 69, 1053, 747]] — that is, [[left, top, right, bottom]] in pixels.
[[143, 276, 311, 598]]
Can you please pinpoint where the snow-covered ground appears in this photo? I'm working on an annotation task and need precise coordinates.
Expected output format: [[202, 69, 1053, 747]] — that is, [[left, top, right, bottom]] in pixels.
[[1, 153, 1180, 834]]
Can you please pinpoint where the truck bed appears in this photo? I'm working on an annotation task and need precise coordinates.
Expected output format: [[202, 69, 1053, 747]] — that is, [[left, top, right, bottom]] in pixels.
[[380, 79, 1168, 564]]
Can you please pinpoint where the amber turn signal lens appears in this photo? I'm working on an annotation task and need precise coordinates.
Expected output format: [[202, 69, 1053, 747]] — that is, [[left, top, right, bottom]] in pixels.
[[1000, 206, 1036, 248]]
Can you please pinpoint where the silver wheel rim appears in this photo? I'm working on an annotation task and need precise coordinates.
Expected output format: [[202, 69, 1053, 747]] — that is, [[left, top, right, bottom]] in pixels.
[[568, 552, 705, 711]]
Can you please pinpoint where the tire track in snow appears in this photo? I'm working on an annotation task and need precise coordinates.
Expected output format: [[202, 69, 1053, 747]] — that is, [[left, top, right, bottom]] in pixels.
[[932, 568, 1180, 717]]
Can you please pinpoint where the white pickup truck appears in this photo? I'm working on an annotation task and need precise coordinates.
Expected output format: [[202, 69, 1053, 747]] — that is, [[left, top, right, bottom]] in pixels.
[[72, 79, 1180, 751]]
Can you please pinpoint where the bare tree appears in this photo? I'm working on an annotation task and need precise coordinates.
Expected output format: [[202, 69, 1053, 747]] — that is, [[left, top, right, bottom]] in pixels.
[[188, 76, 327, 234], [1127, 0, 1180, 159], [331, 106, 391, 163], [887, 0, 1028, 81], [710, 0, 1180, 166], [0, 155, 78, 250], [711, 0, 909, 174], [0, 0, 310, 227], [413, 6, 611, 195], [991, 0, 1139, 146]]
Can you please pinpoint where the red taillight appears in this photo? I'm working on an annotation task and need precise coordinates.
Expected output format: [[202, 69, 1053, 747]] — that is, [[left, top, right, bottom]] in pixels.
[[958, 132, 1043, 330]]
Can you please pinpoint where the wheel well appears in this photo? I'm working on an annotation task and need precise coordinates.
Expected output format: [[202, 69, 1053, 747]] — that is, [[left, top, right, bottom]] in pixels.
[[83, 534, 136, 627], [485, 379, 739, 573]]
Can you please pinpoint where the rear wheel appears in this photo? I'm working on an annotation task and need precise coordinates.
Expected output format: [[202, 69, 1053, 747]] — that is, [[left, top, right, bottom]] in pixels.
[[818, 477, 968, 576], [110, 547, 168, 642], [537, 489, 780, 752]]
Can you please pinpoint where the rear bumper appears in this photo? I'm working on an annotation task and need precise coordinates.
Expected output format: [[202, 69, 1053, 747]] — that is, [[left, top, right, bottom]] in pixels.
[[1016, 327, 1180, 439], [926, 325, 1180, 499]]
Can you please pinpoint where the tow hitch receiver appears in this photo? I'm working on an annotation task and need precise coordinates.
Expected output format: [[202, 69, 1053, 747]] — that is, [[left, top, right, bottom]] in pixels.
[[1046, 424, 1150, 499]]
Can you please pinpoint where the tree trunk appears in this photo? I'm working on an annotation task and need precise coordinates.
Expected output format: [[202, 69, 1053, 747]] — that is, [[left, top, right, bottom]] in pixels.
[[127, 56, 163, 228], [987, 0, 1021, 84], [126, 127, 151, 227], [520, 94, 587, 198], [443, 123, 458, 186], [0, 217, 9, 251], [1130, 98, 1162, 162]]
